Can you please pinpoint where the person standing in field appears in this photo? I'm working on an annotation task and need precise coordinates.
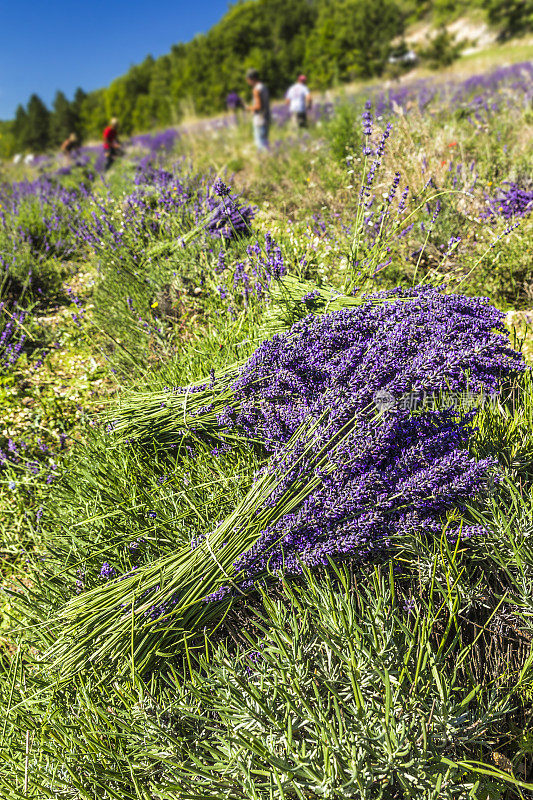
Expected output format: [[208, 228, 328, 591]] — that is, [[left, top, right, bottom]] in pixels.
[[102, 117, 121, 171], [245, 68, 270, 152], [285, 75, 312, 128], [60, 132, 78, 162]]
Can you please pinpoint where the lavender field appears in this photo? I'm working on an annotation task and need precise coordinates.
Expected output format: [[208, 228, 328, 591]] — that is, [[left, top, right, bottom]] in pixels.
[[0, 56, 533, 798]]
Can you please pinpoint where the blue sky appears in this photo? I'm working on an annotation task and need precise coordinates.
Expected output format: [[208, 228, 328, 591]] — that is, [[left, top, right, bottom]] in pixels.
[[0, 0, 229, 119]]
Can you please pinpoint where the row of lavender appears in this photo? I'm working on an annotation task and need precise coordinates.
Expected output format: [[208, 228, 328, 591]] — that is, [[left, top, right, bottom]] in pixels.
[[0, 133, 529, 387], [104, 59, 533, 147]]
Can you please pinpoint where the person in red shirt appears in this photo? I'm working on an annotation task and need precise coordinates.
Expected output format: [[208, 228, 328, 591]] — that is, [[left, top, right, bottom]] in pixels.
[[103, 117, 121, 171]]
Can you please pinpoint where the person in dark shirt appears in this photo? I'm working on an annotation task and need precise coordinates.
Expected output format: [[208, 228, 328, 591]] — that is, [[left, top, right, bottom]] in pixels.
[[103, 118, 121, 171], [60, 132, 78, 162], [245, 69, 270, 152]]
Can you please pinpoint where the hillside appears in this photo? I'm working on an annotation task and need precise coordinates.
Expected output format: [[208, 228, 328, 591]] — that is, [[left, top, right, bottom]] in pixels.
[[1, 0, 532, 156]]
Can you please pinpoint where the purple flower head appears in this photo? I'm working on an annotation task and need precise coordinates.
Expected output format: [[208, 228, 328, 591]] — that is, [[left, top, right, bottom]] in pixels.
[[484, 182, 533, 220], [213, 179, 231, 197], [100, 562, 118, 580]]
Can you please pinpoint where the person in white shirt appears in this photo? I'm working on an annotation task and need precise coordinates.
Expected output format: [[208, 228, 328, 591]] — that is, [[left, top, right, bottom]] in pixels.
[[285, 75, 312, 128]]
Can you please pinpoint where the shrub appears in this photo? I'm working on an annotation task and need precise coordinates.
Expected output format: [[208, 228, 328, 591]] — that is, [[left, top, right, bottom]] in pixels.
[[418, 28, 464, 70]]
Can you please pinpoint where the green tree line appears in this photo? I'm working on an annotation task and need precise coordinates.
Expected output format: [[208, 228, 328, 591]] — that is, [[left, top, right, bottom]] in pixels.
[[0, 0, 530, 155]]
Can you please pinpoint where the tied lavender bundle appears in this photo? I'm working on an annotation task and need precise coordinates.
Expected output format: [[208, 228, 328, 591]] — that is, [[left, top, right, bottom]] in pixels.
[[203, 285, 526, 598], [51, 285, 526, 676], [208, 410, 493, 602]]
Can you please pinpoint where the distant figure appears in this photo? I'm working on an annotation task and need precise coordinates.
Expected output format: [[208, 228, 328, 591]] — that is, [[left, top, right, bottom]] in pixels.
[[24, 154, 35, 165], [245, 68, 270, 152], [12, 154, 22, 165], [61, 133, 78, 162], [102, 117, 121, 171], [226, 91, 244, 116], [285, 75, 312, 128]]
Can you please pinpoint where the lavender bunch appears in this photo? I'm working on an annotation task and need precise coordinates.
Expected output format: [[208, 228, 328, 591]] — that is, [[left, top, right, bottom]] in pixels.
[[208, 409, 493, 601], [55, 286, 526, 675], [49, 415, 336, 675], [217, 285, 524, 449], [52, 403, 496, 675]]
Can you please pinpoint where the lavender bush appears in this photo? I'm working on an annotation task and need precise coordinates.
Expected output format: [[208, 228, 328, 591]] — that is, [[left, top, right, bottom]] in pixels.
[[0, 304, 28, 371], [0, 174, 90, 295], [204, 179, 255, 240], [485, 182, 533, 220]]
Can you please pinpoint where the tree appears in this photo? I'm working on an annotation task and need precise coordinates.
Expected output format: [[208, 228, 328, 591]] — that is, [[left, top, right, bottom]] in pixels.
[[71, 87, 87, 139], [12, 105, 29, 151], [0, 120, 16, 158], [484, 0, 533, 39], [78, 89, 107, 141], [24, 94, 51, 152], [104, 55, 154, 134], [148, 55, 174, 126], [419, 27, 464, 68], [49, 90, 76, 146], [304, 0, 403, 88]]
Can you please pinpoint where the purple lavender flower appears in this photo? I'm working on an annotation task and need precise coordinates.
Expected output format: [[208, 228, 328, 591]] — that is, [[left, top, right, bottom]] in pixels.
[[403, 597, 416, 615], [204, 187, 255, 241], [484, 182, 533, 220], [100, 562, 118, 580], [213, 179, 231, 197]]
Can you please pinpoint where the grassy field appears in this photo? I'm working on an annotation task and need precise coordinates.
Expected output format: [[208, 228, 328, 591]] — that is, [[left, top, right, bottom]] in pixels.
[[0, 52, 532, 799]]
